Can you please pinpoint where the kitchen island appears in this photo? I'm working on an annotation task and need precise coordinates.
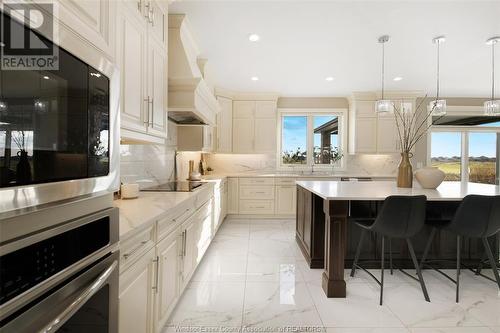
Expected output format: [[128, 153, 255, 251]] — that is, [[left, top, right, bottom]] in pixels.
[[295, 180, 500, 298]]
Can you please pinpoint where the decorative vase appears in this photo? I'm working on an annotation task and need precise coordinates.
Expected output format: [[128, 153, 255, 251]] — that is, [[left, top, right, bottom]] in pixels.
[[415, 167, 445, 189], [397, 152, 413, 188], [16, 150, 32, 184]]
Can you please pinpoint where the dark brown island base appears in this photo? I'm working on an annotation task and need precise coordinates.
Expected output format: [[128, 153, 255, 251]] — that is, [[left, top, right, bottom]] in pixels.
[[295, 181, 500, 298]]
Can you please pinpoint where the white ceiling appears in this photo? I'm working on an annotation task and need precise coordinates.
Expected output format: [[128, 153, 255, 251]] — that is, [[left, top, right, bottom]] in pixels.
[[169, 1, 500, 97]]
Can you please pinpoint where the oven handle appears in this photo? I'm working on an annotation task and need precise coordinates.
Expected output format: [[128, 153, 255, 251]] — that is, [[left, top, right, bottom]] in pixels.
[[39, 260, 118, 333]]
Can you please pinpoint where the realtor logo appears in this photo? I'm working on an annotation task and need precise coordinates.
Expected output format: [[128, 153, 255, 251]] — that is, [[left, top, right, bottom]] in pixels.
[[1, 1, 59, 70]]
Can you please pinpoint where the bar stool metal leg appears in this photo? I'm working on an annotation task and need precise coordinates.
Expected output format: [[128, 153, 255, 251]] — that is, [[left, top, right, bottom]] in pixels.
[[456, 235, 461, 303], [380, 236, 385, 306], [407, 238, 431, 302], [420, 228, 437, 270], [389, 238, 393, 275], [350, 229, 366, 277], [482, 237, 500, 291]]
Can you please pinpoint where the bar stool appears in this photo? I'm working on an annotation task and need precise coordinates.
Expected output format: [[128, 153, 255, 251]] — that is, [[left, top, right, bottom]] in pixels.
[[350, 195, 430, 305], [420, 195, 500, 303]]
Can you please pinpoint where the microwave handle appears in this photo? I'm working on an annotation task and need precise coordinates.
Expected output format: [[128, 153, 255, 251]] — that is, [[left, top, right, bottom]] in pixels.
[[39, 260, 118, 333]]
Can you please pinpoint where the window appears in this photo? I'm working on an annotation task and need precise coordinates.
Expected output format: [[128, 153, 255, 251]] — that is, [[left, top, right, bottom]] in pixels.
[[429, 111, 499, 185], [279, 109, 346, 169]]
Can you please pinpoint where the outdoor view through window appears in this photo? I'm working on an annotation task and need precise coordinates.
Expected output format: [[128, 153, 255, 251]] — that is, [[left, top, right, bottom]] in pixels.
[[431, 122, 499, 184], [281, 115, 340, 166]]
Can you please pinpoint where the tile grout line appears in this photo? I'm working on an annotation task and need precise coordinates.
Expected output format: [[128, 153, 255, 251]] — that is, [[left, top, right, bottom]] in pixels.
[[239, 218, 251, 330]]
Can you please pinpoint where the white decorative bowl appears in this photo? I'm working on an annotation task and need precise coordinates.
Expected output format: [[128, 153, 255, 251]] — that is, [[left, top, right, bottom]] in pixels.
[[415, 167, 445, 189]]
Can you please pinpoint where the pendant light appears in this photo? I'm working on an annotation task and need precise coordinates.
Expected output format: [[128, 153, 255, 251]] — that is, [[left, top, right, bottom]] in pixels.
[[429, 36, 446, 116], [484, 37, 500, 115], [375, 35, 392, 113]]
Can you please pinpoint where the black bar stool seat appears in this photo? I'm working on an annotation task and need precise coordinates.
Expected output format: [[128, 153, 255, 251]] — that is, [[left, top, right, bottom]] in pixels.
[[350, 195, 430, 305], [420, 195, 500, 302]]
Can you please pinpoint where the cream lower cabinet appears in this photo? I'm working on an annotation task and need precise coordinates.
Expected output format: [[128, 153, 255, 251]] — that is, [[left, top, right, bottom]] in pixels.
[[119, 247, 156, 333], [180, 216, 198, 291], [227, 178, 239, 214], [275, 185, 296, 215], [154, 228, 181, 330]]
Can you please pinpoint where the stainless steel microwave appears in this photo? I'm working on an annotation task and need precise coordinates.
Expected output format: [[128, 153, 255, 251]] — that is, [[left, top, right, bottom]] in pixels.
[[0, 9, 120, 214]]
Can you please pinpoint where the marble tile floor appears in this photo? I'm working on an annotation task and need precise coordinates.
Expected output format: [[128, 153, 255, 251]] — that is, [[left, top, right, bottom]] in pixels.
[[164, 218, 500, 333]]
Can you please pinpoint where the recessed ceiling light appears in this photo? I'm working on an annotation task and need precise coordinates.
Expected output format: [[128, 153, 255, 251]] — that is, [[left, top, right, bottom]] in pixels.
[[251, 76, 259, 81], [248, 34, 260, 42], [43, 75, 49, 80], [325, 77, 335, 81], [393, 76, 403, 81]]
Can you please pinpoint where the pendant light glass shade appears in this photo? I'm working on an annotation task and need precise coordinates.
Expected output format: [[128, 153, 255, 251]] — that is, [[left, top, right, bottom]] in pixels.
[[375, 35, 392, 113], [375, 100, 392, 113], [0, 100, 7, 112], [484, 100, 500, 115], [431, 36, 446, 116], [484, 37, 500, 116], [429, 99, 447, 116]]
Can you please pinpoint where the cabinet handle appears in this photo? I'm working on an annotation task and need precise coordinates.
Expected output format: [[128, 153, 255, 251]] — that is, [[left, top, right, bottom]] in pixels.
[[149, 98, 154, 126], [137, 0, 142, 11], [183, 230, 187, 256], [144, 2, 151, 21], [150, 6, 155, 26], [123, 240, 148, 259], [152, 256, 159, 293], [144, 96, 150, 125]]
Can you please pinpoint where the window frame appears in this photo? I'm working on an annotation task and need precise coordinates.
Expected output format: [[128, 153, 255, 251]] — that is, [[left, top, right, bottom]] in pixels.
[[427, 108, 500, 185], [277, 108, 348, 171]]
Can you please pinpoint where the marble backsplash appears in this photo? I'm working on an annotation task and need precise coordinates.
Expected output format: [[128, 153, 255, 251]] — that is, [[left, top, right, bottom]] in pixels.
[[205, 153, 403, 176], [119, 121, 201, 188]]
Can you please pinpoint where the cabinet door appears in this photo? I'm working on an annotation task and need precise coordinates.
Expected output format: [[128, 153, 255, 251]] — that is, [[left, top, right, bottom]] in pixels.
[[233, 118, 255, 153], [202, 126, 214, 152], [377, 117, 399, 153], [181, 219, 197, 290], [119, 247, 155, 333], [148, 0, 167, 45], [227, 178, 239, 214], [117, 7, 148, 133], [355, 117, 377, 153], [216, 96, 233, 153], [255, 101, 276, 118], [254, 118, 276, 153], [147, 36, 167, 138], [276, 185, 296, 215], [233, 101, 255, 118], [155, 230, 180, 329]]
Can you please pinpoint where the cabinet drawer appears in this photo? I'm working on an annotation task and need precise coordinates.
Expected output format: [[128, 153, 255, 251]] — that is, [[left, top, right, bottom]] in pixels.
[[239, 178, 275, 186], [157, 199, 195, 241], [239, 185, 275, 199], [196, 185, 213, 209], [120, 224, 156, 273], [239, 200, 275, 214], [275, 178, 297, 185]]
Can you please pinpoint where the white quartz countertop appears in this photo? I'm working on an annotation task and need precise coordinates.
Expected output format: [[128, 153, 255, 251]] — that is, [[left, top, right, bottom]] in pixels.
[[296, 180, 500, 201], [204, 173, 395, 179]]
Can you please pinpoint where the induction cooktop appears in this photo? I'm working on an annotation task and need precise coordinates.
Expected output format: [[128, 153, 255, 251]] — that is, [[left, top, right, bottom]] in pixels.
[[141, 181, 206, 192]]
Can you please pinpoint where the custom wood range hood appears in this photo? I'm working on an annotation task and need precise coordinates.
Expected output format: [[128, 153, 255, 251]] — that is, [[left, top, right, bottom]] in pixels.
[[168, 14, 219, 126]]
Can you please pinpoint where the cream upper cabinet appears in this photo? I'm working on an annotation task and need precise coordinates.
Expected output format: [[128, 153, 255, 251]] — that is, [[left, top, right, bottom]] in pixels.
[[254, 118, 277, 153], [119, 247, 155, 333], [147, 36, 167, 138], [233, 118, 255, 153], [233, 101, 255, 118], [118, 2, 168, 144], [117, 6, 148, 133], [276, 185, 296, 215], [355, 117, 377, 153], [216, 96, 233, 153], [154, 229, 180, 330], [377, 117, 399, 153], [349, 93, 418, 154], [148, 0, 167, 45], [232, 100, 277, 153]]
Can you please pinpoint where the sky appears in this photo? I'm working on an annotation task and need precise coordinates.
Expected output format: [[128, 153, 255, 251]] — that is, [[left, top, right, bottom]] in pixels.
[[282, 115, 338, 153], [431, 129, 499, 158]]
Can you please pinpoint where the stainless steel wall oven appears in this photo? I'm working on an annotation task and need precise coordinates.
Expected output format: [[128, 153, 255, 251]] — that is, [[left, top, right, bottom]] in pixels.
[[0, 207, 119, 332]]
